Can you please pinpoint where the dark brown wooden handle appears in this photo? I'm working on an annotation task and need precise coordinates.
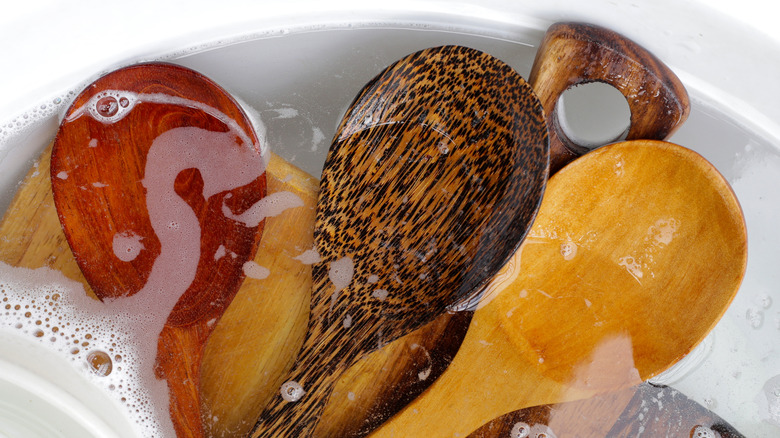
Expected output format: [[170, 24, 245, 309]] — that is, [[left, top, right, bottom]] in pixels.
[[529, 22, 690, 174]]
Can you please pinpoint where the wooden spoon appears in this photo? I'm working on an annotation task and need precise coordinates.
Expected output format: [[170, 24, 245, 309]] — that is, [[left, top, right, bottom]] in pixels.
[[248, 45, 548, 437], [314, 21, 691, 438], [50, 63, 267, 437], [369, 139, 747, 437], [467, 382, 745, 438]]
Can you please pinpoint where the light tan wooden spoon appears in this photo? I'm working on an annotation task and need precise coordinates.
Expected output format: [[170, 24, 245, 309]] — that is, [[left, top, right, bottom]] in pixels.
[[367, 139, 747, 438]]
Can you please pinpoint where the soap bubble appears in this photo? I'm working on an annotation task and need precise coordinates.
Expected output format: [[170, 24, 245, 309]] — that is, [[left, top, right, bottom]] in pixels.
[[691, 425, 720, 438], [280, 380, 305, 402], [510, 422, 530, 438], [87, 350, 113, 377]]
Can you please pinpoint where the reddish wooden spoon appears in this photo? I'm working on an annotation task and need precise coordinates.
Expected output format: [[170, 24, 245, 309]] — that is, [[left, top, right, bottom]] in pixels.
[[50, 63, 267, 437]]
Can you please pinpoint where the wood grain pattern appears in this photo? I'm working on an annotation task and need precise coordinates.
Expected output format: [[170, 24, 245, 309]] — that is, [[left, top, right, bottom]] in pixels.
[[529, 22, 690, 174], [316, 311, 474, 438], [248, 45, 548, 437], [467, 383, 745, 438], [368, 140, 746, 438], [49, 63, 266, 438], [245, 22, 694, 438]]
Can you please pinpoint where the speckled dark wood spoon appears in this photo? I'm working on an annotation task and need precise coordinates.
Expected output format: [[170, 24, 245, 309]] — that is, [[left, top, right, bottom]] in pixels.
[[51, 63, 267, 438], [248, 45, 548, 437]]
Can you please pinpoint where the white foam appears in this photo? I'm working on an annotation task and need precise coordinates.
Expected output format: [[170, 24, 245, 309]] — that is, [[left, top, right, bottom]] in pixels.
[[112, 232, 144, 263], [221, 191, 303, 227], [328, 257, 354, 292], [371, 289, 388, 301], [691, 425, 721, 438], [67, 91, 256, 152], [311, 126, 326, 151], [270, 107, 299, 119], [649, 218, 680, 246], [279, 380, 305, 402], [510, 422, 530, 438], [746, 307, 764, 329], [293, 248, 321, 265], [0, 94, 71, 154], [757, 374, 780, 427], [617, 256, 643, 283], [0, 262, 173, 437], [560, 241, 577, 260], [328, 256, 355, 315], [243, 261, 270, 280], [214, 245, 227, 261], [410, 343, 432, 381]]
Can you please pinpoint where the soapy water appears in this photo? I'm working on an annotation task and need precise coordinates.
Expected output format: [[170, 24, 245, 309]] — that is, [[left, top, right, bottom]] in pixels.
[[0, 262, 172, 436], [221, 190, 304, 227], [0, 22, 779, 437], [112, 232, 145, 263], [511, 422, 530, 438], [243, 261, 271, 280]]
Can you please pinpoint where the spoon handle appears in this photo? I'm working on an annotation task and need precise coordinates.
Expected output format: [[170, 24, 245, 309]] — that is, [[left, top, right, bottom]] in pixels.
[[529, 22, 690, 174], [155, 322, 212, 437]]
